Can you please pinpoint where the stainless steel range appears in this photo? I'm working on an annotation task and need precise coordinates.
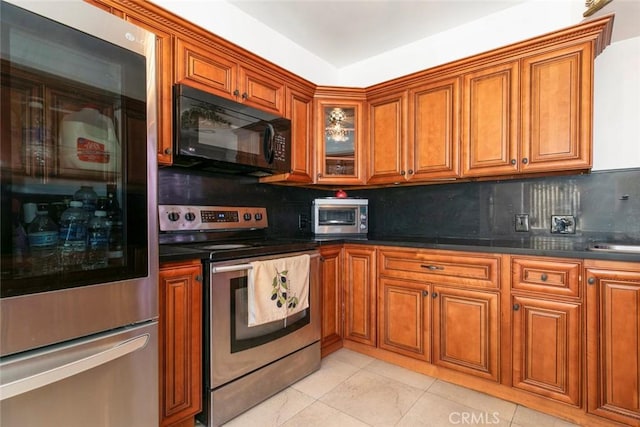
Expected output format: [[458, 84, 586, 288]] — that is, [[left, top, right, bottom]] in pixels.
[[159, 205, 321, 426]]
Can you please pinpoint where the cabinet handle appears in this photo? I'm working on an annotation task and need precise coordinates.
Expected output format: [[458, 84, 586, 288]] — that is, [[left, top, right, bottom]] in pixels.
[[317, 173, 322, 178], [510, 159, 516, 165], [522, 158, 529, 164], [400, 170, 406, 176], [408, 169, 414, 175], [195, 275, 203, 282], [242, 92, 248, 99], [540, 273, 548, 282], [588, 277, 596, 285], [421, 265, 444, 271], [233, 89, 240, 97], [422, 290, 429, 297], [432, 292, 438, 298], [163, 148, 172, 155], [513, 303, 520, 311]]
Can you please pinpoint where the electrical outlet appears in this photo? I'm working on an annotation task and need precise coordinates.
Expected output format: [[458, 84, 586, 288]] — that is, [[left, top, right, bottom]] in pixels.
[[515, 214, 529, 232], [551, 215, 576, 234], [298, 213, 309, 231]]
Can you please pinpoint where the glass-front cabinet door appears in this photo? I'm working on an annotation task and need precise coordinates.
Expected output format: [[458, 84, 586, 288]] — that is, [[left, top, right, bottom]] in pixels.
[[315, 96, 365, 184]]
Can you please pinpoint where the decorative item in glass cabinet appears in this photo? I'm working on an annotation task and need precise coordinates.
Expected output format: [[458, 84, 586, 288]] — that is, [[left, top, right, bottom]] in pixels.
[[326, 107, 350, 142]]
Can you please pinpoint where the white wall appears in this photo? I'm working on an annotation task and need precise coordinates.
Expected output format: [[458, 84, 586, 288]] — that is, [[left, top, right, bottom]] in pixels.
[[154, 0, 639, 170], [592, 36, 640, 170]]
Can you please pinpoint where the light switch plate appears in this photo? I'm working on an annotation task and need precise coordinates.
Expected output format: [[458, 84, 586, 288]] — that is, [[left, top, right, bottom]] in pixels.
[[515, 214, 529, 232]]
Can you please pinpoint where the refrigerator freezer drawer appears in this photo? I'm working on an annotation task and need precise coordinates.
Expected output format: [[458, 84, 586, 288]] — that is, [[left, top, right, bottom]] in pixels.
[[0, 321, 158, 427]]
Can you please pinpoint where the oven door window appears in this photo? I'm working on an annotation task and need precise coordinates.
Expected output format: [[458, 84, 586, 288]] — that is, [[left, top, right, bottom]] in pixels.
[[230, 276, 309, 353], [0, 2, 148, 298], [318, 207, 356, 226]]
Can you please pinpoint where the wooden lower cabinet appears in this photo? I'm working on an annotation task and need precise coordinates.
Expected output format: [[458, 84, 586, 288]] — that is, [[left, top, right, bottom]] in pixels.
[[511, 295, 582, 406], [159, 260, 203, 427], [343, 245, 377, 346], [585, 260, 640, 426], [432, 285, 500, 382], [378, 277, 430, 361], [320, 245, 343, 356]]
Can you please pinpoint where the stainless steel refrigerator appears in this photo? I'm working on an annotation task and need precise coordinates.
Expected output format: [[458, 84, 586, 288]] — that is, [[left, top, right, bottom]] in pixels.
[[0, 1, 159, 425]]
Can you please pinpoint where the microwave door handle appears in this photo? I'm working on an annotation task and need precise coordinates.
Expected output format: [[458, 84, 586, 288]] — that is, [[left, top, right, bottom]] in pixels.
[[263, 123, 275, 164]]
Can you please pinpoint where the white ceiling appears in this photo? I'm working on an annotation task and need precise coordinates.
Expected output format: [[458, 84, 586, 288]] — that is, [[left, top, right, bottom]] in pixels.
[[226, 0, 640, 70], [228, 1, 528, 67]]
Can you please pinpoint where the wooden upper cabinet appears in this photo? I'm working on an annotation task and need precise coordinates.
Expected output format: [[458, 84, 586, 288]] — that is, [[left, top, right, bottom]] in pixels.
[[461, 61, 519, 177], [367, 91, 407, 184], [175, 37, 285, 115], [521, 42, 594, 173], [314, 91, 366, 185], [409, 77, 461, 180]]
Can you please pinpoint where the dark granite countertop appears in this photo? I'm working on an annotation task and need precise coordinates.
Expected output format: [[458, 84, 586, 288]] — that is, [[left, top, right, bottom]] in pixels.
[[159, 235, 640, 263], [313, 235, 640, 262]]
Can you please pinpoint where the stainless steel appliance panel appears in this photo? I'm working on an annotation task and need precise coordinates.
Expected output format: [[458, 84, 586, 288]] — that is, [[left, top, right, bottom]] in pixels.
[[312, 198, 368, 235], [208, 251, 321, 389], [0, 321, 158, 427]]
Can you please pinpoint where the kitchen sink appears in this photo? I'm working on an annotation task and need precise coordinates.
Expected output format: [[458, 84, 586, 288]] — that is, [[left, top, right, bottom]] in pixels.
[[587, 243, 640, 253]]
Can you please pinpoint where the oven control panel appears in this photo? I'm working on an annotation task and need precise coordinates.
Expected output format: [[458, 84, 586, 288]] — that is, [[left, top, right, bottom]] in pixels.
[[159, 205, 268, 231]]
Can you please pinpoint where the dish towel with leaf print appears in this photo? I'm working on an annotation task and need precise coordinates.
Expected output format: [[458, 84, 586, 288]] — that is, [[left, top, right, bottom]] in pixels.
[[247, 254, 310, 327]]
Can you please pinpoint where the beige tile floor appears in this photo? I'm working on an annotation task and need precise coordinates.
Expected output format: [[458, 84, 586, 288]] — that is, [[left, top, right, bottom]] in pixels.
[[207, 348, 579, 427]]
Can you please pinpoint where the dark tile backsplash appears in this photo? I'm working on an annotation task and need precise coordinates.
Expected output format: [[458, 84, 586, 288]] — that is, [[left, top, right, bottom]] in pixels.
[[159, 167, 640, 242]]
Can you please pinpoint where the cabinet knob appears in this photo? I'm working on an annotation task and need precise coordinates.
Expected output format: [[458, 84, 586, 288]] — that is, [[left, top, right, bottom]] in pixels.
[[588, 277, 596, 285], [408, 169, 414, 175], [164, 148, 172, 155], [513, 303, 520, 311], [195, 275, 203, 282], [540, 273, 548, 282], [233, 89, 240, 97], [432, 292, 438, 298], [522, 158, 529, 164], [242, 92, 248, 99], [317, 173, 322, 178], [422, 290, 429, 297], [510, 159, 517, 165], [400, 170, 406, 176]]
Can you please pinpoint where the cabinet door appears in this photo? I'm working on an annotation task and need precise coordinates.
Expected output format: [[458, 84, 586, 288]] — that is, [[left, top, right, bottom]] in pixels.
[[521, 42, 593, 173], [586, 263, 640, 425], [408, 76, 460, 180], [343, 246, 377, 346], [512, 295, 581, 406], [315, 98, 365, 185], [432, 285, 499, 382], [175, 37, 237, 100], [462, 61, 519, 177], [378, 277, 430, 361], [320, 245, 343, 357], [159, 261, 203, 427], [367, 91, 407, 184], [238, 65, 285, 115]]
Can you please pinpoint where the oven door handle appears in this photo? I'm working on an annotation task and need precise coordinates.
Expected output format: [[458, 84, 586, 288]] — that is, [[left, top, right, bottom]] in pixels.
[[210, 264, 253, 274]]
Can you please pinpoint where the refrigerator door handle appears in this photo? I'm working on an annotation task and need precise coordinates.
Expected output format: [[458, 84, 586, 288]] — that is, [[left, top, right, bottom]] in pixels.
[[0, 333, 149, 401]]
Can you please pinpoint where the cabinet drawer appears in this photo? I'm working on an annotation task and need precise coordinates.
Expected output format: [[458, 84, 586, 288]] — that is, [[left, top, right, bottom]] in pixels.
[[378, 248, 500, 289], [511, 257, 581, 297]]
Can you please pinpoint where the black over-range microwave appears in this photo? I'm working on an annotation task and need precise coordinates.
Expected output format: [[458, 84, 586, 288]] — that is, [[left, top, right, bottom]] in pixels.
[[173, 84, 291, 176]]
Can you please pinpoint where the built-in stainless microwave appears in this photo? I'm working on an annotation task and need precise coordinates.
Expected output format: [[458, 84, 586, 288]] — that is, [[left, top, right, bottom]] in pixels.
[[312, 198, 368, 235], [173, 84, 291, 175]]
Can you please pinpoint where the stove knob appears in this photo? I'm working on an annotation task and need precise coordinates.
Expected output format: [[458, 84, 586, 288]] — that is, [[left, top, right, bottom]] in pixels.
[[184, 212, 196, 221], [243, 213, 252, 221], [254, 213, 263, 221], [167, 212, 180, 222]]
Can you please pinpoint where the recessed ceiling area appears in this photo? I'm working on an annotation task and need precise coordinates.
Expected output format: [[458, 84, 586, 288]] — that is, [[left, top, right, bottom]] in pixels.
[[228, 0, 527, 68]]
